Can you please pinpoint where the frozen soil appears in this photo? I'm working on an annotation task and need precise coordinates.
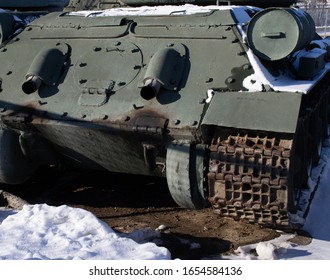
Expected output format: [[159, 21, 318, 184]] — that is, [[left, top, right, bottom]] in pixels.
[[0, 167, 309, 259]]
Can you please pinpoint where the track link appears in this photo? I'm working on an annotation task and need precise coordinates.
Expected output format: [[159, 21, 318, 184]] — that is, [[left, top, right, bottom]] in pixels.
[[207, 129, 294, 227], [206, 73, 330, 228]]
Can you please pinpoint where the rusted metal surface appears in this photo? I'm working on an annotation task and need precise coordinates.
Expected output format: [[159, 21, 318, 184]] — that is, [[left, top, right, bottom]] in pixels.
[[207, 72, 330, 227], [208, 128, 293, 226]]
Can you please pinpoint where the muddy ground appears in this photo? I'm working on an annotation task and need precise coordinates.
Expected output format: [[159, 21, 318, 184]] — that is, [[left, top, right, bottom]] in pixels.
[[0, 167, 309, 259]]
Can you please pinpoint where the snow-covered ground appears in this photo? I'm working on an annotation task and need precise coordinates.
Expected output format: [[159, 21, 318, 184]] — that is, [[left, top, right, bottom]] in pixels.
[[228, 139, 330, 260], [0, 204, 171, 260], [0, 4, 330, 262], [1, 140, 330, 260]]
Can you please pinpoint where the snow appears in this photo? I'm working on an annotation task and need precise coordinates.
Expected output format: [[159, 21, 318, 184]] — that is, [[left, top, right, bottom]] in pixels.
[[1, 140, 330, 260], [0, 4, 330, 262], [68, 4, 254, 24], [0, 204, 170, 260], [227, 141, 330, 260], [67, 5, 330, 95]]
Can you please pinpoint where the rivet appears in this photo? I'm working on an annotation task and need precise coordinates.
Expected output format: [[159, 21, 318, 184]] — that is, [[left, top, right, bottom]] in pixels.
[[79, 79, 87, 84], [1, 48, 7, 52], [81, 114, 86, 119], [102, 114, 108, 120], [124, 116, 130, 122], [227, 77, 235, 84], [62, 112, 68, 117], [79, 62, 87, 67], [167, 43, 174, 47], [114, 41, 121, 46], [0, 108, 6, 113], [93, 47, 102, 52], [243, 64, 251, 70], [173, 119, 180, 125], [205, 77, 213, 83], [191, 121, 198, 126]]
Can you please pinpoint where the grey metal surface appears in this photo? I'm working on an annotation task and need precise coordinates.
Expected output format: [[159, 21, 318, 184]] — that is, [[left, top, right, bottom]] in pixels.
[[0, 3, 329, 229], [247, 8, 316, 61], [166, 143, 208, 209], [202, 91, 302, 133]]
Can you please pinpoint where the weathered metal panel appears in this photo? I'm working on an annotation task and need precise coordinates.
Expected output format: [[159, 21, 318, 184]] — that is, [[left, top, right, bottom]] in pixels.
[[201, 91, 302, 133]]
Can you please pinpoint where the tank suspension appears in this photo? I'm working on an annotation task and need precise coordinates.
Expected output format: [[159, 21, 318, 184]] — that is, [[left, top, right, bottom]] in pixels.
[[166, 143, 209, 209], [207, 74, 330, 228]]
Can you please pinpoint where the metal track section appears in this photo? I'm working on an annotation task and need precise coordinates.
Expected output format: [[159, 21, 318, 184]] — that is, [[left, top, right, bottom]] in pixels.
[[207, 130, 293, 227]]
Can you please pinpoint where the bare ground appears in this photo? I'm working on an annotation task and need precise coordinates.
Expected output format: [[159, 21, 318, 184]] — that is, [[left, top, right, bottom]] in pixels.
[[0, 167, 310, 259]]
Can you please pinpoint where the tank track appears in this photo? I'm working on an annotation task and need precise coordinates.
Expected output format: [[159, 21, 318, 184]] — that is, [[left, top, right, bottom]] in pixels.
[[207, 73, 330, 228], [207, 130, 293, 227]]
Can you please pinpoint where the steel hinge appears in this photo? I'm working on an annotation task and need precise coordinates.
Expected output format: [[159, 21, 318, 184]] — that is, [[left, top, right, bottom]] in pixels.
[[132, 116, 168, 135]]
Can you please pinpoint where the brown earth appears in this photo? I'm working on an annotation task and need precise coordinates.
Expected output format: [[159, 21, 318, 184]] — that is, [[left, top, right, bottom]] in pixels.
[[0, 167, 309, 259]]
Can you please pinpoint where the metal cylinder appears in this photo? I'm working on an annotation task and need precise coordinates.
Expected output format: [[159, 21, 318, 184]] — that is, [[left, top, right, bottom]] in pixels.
[[247, 8, 316, 61], [22, 75, 42, 94], [140, 78, 162, 100]]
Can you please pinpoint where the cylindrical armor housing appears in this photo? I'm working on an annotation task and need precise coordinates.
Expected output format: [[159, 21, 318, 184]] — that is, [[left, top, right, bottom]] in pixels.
[[247, 8, 316, 61]]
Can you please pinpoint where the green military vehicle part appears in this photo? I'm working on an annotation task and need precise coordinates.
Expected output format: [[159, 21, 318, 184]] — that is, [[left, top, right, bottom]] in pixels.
[[0, 0, 329, 228]]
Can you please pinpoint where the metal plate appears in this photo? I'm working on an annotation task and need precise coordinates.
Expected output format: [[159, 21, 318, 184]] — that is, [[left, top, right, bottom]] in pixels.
[[74, 41, 143, 91]]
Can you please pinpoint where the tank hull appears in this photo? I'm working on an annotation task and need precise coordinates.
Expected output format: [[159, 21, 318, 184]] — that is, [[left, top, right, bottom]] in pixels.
[[0, 4, 329, 229]]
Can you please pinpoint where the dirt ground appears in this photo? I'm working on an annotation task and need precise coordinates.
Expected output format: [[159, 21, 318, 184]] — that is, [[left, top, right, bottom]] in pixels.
[[0, 167, 309, 259]]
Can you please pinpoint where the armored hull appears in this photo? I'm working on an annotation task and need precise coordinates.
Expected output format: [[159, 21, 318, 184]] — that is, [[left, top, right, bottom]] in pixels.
[[0, 1, 329, 228]]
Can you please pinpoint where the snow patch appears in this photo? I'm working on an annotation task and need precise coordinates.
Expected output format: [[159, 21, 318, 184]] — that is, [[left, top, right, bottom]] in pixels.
[[0, 204, 170, 260]]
